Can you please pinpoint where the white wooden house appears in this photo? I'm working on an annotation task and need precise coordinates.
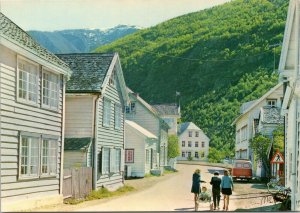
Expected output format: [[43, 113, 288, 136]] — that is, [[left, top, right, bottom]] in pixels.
[[177, 122, 209, 161], [124, 120, 158, 177], [277, 0, 300, 210], [232, 83, 283, 161], [0, 13, 72, 211], [125, 88, 169, 169], [152, 104, 180, 135], [57, 53, 128, 191]]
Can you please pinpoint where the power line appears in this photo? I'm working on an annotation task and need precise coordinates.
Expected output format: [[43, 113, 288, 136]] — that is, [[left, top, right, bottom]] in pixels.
[[139, 47, 279, 63]]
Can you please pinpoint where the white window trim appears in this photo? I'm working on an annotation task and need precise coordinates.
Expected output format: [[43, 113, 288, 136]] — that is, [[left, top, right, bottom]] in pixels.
[[101, 147, 110, 174], [103, 98, 111, 127], [41, 67, 60, 111], [125, 149, 134, 163], [18, 132, 59, 180], [17, 56, 39, 107], [40, 136, 58, 177], [114, 104, 121, 130]]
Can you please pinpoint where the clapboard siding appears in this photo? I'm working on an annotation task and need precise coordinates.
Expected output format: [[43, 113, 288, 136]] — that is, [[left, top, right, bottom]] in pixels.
[[64, 151, 88, 168], [126, 97, 159, 137], [65, 96, 94, 138], [0, 44, 64, 202], [124, 123, 145, 177], [96, 73, 124, 188]]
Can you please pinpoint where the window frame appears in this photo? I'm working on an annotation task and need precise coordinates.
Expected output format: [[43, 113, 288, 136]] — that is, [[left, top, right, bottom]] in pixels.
[[195, 141, 199, 147], [101, 147, 110, 174], [188, 131, 192, 137], [125, 149, 134, 163], [195, 152, 199, 158], [182, 141, 185, 147], [40, 135, 59, 177], [195, 131, 199, 137], [17, 56, 39, 106], [182, 152, 185, 157], [41, 67, 60, 111], [201, 141, 205, 148], [18, 132, 59, 180], [114, 104, 122, 130], [103, 98, 111, 127], [188, 141, 192, 147], [267, 99, 277, 107]]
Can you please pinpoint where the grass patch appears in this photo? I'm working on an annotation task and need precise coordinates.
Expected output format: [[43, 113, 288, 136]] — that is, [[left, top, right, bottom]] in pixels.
[[164, 169, 177, 174], [65, 185, 136, 204]]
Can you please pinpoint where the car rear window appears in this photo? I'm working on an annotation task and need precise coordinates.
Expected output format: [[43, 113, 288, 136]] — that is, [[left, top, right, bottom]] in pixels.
[[243, 163, 250, 168], [236, 163, 242, 168]]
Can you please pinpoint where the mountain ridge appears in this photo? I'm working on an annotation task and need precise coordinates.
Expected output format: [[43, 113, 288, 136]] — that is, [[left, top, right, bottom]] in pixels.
[[28, 25, 141, 53]]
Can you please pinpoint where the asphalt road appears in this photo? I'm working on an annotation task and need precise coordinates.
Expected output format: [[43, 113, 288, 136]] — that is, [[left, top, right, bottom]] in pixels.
[[76, 164, 226, 211]]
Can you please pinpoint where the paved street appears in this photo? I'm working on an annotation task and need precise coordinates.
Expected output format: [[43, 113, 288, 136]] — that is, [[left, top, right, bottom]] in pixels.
[[77, 164, 233, 211]]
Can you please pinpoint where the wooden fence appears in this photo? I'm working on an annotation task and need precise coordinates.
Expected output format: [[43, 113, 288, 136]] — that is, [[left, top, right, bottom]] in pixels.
[[63, 167, 92, 199]]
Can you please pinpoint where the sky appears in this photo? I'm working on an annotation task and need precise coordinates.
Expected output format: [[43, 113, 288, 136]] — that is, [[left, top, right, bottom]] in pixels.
[[1, 0, 231, 31]]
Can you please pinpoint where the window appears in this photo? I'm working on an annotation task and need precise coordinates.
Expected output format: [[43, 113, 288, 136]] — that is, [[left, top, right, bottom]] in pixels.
[[201, 152, 205, 158], [236, 163, 242, 168], [18, 59, 39, 104], [125, 149, 134, 163], [201, 142, 205, 148], [20, 136, 39, 178], [114, 104, 121, 129], [42, 69, 59, 110], [103, 98, 111, 127], [109, 70, 116, 86], [195, 152, 199, 158], [188, 131, 192, 137], [125, 102, 136, 114], [182, 152, 185, 157], [188, 141, 192, 147], [188, 152, 191, 157], [146, 150, 150, 164], [195, 131, 199, 137], [195, 142, 199, 147], [19, 133, 58, 179], [102, 147, 110, 174], [243, 163, 250, 168], [241, 126, 247, 141], [182, 141, 185, 147], [110, 148, 121, 173], [267, 99, 277, 107], [41, 139, 57, 176]]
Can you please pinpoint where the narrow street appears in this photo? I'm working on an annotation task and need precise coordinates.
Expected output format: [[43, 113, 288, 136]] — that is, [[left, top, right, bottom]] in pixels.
[[74, 164, 275, 212]]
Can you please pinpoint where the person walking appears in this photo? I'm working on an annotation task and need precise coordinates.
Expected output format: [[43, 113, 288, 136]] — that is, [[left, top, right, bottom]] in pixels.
[[221, 170, 234, 211], [210, 171, 221, 210], [191, 169, 206, 211]]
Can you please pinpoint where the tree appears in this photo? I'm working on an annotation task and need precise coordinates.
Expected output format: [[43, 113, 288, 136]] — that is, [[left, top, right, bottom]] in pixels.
[[249, 134, 271, 177], [272, 124, 284, 153], [167, 134, 180, 159]]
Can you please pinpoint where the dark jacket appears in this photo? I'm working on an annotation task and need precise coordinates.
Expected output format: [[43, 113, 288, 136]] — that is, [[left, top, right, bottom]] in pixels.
[[210, 176, 221, 190], [191, 173, 205, 193]]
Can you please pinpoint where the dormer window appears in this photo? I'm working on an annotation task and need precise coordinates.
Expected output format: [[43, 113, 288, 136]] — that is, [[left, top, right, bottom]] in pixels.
[[267, 99, 277, 107]]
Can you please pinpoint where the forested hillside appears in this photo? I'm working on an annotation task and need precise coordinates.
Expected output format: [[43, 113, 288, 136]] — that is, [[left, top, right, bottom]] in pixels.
[[95, 0, 288, 158]]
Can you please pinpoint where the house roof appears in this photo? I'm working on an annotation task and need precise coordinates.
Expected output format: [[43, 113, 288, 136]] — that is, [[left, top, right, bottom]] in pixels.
[[0, 12, 70, 72], [152, 104, 180, 116], [260, 106, 284, 124], [64, 137, 92, 151], [57, 53, 115, 93], [125, 120, 157, 139], [232, 83, 283, 125]]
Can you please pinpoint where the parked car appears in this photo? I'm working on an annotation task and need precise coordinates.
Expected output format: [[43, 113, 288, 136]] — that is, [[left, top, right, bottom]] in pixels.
[[229, 159, 252, 181]]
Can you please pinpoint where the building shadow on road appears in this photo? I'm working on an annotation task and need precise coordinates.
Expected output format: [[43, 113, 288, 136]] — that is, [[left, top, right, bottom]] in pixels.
[[174, 207, 194, 211], [235, 203, 281, 212]]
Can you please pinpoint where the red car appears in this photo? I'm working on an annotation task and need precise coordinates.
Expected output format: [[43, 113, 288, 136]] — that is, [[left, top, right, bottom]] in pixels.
[[230, 160, 252, 181]]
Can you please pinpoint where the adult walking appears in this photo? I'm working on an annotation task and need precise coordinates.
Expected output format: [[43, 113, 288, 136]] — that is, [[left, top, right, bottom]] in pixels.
[[191, 169, 205, 211], [210, 171, 221, 210], [221, 170, 234, 211]]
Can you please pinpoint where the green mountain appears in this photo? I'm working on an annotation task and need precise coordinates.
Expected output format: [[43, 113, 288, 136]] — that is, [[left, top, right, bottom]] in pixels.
[[94, 0, 288, 157]]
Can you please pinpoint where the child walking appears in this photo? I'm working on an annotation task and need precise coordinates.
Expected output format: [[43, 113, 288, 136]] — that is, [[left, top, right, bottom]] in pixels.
[[210, 171, 221, 210]]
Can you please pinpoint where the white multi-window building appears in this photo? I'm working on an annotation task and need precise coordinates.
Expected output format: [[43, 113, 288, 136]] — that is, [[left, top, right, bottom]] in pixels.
[[278, 0, 300, 210], [177, 122, 209, 161], [232, 83, 283, 161]]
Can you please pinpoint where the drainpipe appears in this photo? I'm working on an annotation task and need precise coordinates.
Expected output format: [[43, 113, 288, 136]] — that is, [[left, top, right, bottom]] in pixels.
[[93, 94, 101, 190], [59, 77, 66, 196]]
